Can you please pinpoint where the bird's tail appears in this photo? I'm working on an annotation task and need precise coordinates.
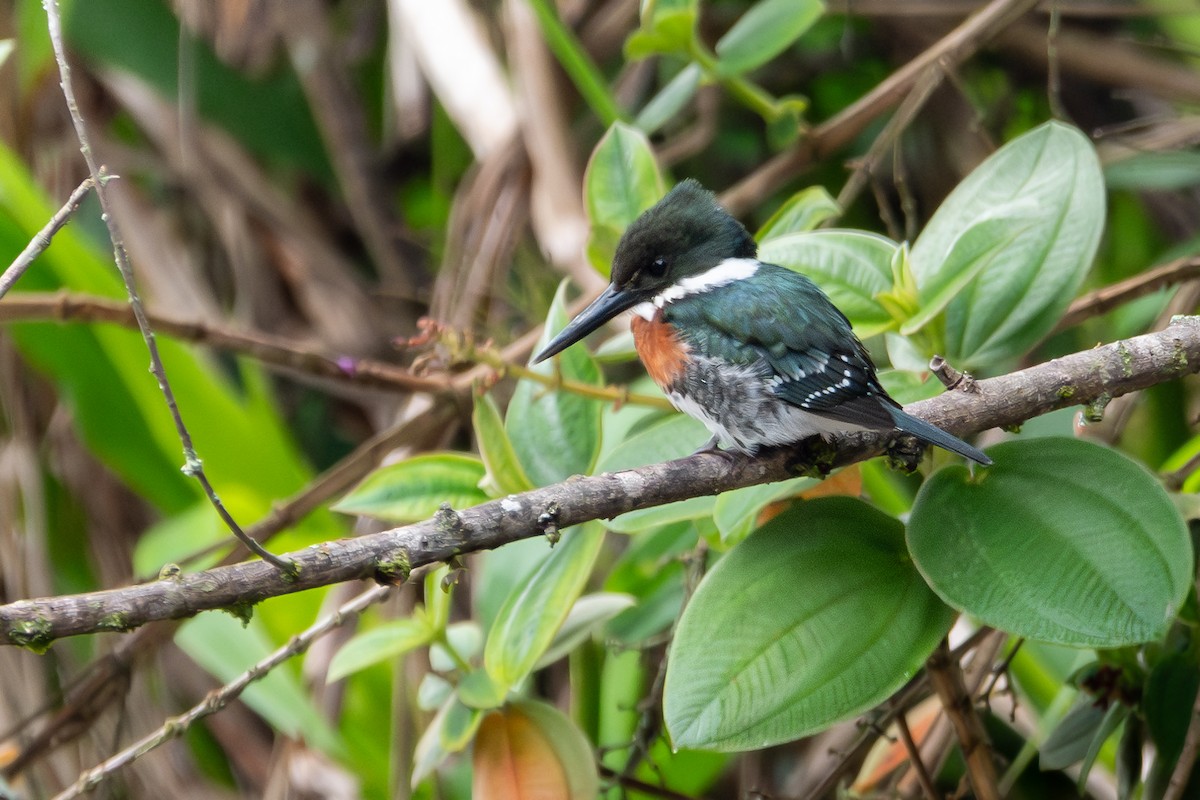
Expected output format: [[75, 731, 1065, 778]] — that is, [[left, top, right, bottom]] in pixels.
[[886, 406, 992, 466]]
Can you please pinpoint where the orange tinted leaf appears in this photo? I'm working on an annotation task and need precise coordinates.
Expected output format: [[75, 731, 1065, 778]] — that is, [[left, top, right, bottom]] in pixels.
[[473, 708, 570, 800]]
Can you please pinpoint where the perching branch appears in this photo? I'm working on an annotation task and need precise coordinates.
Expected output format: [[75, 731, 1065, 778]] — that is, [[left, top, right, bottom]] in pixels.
[[2, 317, 1199, 647]]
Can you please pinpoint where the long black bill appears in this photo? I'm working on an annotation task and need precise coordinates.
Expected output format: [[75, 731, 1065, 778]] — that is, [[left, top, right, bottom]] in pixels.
[[532, 283, 643, 363]]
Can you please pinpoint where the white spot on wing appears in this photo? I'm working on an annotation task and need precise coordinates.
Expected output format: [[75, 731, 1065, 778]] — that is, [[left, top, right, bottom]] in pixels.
[[655, 257, 759, 306]]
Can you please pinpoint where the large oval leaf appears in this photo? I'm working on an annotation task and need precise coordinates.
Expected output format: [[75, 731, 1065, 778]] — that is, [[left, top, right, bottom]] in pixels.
[[664, 498, 955, 751], [908, 438, 1191, 646], [759, 230, 898, 338], [507, 281, 604, 487], [908, 122, 1104, 367], [332, 453, 488, 522], [484, 523, 605, 688]]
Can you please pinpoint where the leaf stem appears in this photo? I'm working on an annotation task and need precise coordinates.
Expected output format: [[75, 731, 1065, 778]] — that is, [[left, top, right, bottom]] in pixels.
[[435, 630, 474, 674], [525, 0, 625, 126], [686, 37, 779, 121]]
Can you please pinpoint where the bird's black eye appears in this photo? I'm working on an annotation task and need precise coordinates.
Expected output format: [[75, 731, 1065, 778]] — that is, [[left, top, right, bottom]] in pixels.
[[648, 256, 669, 278]]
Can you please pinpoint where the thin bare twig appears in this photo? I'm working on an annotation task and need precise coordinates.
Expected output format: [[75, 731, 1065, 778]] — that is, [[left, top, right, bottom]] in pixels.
[[599, 765, 700, 800], [49, 584, 394, 800], [43, 0, 290, 569], [1163, 579, 1200, 800], [720, 0, 1040, 215], [1057, 256, 1200, 331], [0, 176, 94, 300], [836, 63, 948, 213], [0, 292, 449, 393], [926, 641, 1001, 800], [896, 711, 943, 800]]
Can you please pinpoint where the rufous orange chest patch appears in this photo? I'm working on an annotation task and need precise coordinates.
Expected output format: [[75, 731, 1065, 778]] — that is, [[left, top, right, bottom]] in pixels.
[[631, 312, 690, 389]]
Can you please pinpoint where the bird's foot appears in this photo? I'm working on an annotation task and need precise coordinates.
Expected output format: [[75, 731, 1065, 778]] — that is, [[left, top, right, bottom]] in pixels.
[[692, 435, 738, 463], [783, 435, 839, 478], [885, 435, 925, 473]]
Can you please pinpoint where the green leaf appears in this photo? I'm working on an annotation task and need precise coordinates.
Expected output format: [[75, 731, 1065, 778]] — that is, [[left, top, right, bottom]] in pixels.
[[625, 0, 697, 60], [475, 538, 553, 633], [1105, 150, 1200, 191], [327, 618, 433, 683], [664, 498, 955, 750], [876, 369, 946, 405], [412, 699, 454, 786], [765, 95, 807, 149], [595, 414, 713, 533], [715, 0, 824, 75], [636, 63, 702, 134], [908, 438, 1192, 646], [1078, 704, 1128, 793], [758, 230, 898, 338], [756, 186, 840, 242], [417, 673, 453, 711], [332, 453, 488, 522], [1040, 696, 1106, 770], [473, 391, 534, 495], [457, 669, 508, 710], [507, 281, 604, 486], [908, 122, 1105, 368], [484, 524, 606, 688], [535, 592, 637, 669], [430, 622, 484, 673], [711, 476, 816, 543], [440, 695, 484, 752], [584, 123, 665, 275], [1144, 651, 1200, 765], [901, 214, 1035, 337]]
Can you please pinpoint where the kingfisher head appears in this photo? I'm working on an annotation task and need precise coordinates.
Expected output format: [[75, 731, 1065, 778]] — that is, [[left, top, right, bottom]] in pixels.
[[534, 179, 756, 362]]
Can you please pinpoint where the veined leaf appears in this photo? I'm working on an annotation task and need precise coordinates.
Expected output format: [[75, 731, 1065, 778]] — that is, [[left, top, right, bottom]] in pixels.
[[908, 438, 1191, 646], [759, 230, 898, 338], [908, 122, 1104, 367], [665, 498, 955, 750]]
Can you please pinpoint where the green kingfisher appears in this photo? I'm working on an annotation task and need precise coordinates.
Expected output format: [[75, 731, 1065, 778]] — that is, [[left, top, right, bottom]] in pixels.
[[533, 180, 991, 466]]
